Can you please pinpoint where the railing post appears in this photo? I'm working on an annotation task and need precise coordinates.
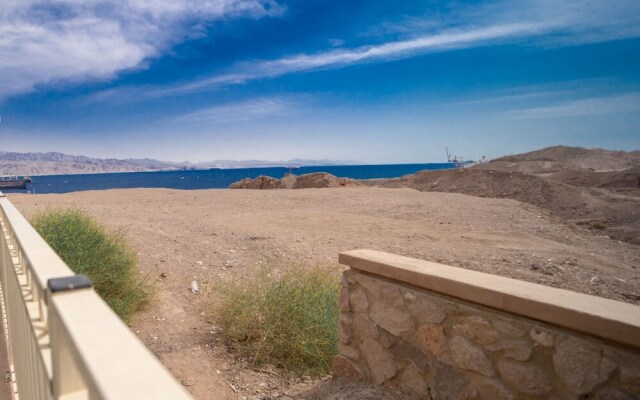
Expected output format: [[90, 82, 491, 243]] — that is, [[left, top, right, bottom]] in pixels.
[[48, 275, 93, 399]]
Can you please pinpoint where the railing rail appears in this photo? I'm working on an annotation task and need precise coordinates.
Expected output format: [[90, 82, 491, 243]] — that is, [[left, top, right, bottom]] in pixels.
[[0, 191, 192, 399]]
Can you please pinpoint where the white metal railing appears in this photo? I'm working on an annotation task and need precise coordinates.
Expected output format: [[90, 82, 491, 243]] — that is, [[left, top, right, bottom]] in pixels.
[[0, 192, 193, 399]]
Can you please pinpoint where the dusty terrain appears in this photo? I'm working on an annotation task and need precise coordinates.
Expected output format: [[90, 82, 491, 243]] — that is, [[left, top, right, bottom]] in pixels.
[[9, 185, 640, 399], [363, 146, 640, 245]]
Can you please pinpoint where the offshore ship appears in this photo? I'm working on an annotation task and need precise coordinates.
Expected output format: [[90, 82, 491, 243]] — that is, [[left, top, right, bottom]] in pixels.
[[0, 176, 31, 189]]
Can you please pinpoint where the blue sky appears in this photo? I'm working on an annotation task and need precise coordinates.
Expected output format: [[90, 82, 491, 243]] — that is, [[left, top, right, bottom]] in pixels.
[[1, 0, 639, 163]]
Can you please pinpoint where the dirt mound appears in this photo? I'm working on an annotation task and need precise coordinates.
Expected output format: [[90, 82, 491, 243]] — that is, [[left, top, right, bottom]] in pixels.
[[548, 166, 640, 189], [473, 146, 640, 189], [230, 172, 362, 189], [374, 169, 588, 218], [367, 166, 640, 245], [492, 145, 640, 172]]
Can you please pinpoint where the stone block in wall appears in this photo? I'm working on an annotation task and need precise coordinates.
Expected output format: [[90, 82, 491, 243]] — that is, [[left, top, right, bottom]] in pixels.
[[381, 285, 404, 308], [333, 355, 364, 381], [448, 336, 494, 377], [355, 273, 381, 299], [591, 387, 637, 400], [497, 359, 554, 396], [492, 319, 526, 338], [361, 337, 396, 384], [349, 287, 368, 313], [339, 285, 350, 312], [433, 361, 475, 400], [338, 314, 352, 344], [370, 301, 414, 336], [553, 337, 618, 396], [398, 363, 428, 397], [530, 327, 554, 348], [476, 378, 515, 400], [619, 365, 640, 394], [415, 323, 447, 357], [403, 289, 446, 324], [485, 339, 532, 361], [352, 312, 378, 338], [339, 342, 359, 360], [391, 340, 430, 372], [451, 316, 500, 345]]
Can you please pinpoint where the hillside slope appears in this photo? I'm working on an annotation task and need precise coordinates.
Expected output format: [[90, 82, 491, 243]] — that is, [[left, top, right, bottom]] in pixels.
[[0, 152, 178, 175], [368, 146, 640, 244]]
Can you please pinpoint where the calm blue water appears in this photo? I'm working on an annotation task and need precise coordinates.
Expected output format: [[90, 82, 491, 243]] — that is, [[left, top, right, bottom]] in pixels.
[[3, 163, 455, 194]]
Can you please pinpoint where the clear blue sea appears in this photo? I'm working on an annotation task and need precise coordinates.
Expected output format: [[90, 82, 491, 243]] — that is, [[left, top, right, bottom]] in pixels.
[[3, 163, 455, 194]]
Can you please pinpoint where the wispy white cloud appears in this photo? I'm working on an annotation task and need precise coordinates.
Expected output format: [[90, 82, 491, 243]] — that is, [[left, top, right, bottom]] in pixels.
[[504, 92, 640, 120], [99, 0, 640, 102], [172, 96, 292, 124], [0, 0, 285, 101], [156, 21, 554, 96], [9, 0, 640, 106]]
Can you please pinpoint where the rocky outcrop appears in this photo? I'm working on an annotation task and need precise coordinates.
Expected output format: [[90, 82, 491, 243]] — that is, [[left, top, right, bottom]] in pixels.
[[229, 172, 362, 189]]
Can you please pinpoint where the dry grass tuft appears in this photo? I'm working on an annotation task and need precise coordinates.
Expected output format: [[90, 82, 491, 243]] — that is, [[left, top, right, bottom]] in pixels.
[[217, 265, 340, 376]]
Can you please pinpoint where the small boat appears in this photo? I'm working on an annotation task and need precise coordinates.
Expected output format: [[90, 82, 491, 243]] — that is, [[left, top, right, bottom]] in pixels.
[[0, 176, 30, 190]]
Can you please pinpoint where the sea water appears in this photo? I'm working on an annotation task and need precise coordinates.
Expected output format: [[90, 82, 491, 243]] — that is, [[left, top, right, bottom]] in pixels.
[[3, 163, 455, 194]]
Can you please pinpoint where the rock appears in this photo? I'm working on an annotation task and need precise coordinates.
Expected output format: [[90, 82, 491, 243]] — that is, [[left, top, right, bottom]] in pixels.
[[353, 313, 379, 338], [292, 172, 362, 189], [377, 327, 396, 348], [229, 175, 287, 189], [349, 288, 368, 313], [339, 286, 350, 312], [339, 315, 352, 344], [361, 337, 396, 384], [415, 323, 447, 356], [333, 355, 364, 381], [403, 291, 417, 302], [497, 359, 553, 396], [449, 336, 494, 377], [591, 388, 635, 400], [230, 172, 362, 189], [486, 339, 532, 361], [355, 273, 381, 299], [434, 361, 471, 400], [339, 342, 359, 359], [620, 366, 640, 395], [459, 385, 480, 400], [530, 328, 554, 347], [370, 301, 414, 336], [476, 379, 515, 400], [452, 316, 500, 345], [381, 286, 404, 308], [492, 320, 525, 338], [553, 337, 617, 395], [403, 290, 446, 324], [190, 280, 199, 293], [399, 363, 428, 396], [391, 340, 430, 372]]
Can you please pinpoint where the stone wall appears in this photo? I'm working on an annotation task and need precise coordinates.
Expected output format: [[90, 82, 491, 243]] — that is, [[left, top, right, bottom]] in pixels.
[[335, 255, 640, 400]]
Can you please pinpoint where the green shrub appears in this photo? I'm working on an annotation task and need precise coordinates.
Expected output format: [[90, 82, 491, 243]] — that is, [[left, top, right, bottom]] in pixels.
[[218, 266, 340, 376], [31, 208, 151, 322]]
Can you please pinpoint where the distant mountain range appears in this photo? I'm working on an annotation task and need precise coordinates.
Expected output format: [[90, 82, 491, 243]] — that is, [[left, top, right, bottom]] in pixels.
[[0, 151, 351, 176]]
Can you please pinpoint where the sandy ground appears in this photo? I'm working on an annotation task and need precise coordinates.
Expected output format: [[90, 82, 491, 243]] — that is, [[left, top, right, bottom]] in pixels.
[[9, 187, 640, 399]]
